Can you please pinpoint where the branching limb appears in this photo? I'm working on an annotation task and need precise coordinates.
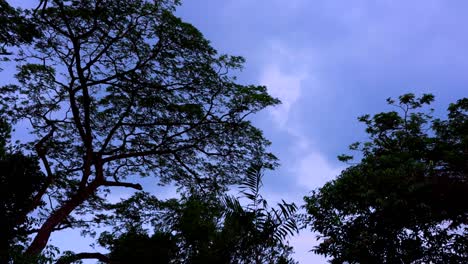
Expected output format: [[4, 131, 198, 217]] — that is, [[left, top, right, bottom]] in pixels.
[[26, 221, 72, 235], [55, 252, 115, 264], [16, 125, 57, 226]]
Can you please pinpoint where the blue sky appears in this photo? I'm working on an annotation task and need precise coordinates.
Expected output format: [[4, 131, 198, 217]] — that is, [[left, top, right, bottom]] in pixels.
[[4, 0, 468, 263], [175, 1, 468, 262]]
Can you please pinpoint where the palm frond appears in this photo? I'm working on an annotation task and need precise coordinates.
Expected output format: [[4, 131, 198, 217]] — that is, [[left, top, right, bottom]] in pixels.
[[239, 163, 263, 207], [222, 194, 244, 217]]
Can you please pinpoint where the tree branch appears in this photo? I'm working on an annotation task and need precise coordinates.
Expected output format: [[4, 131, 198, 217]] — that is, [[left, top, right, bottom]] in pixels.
[[17, 126, 57, 226], [26, 221, 72, 235], [25, 181, 101, 256], [100, 94, 134, 153], [102, 180, 142, 190], [56, 252, 115, 264], [101, 143, 199, 163]]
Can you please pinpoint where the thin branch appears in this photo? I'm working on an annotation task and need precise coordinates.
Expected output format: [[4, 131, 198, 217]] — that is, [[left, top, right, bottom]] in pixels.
[[34, 0, 48, 14]]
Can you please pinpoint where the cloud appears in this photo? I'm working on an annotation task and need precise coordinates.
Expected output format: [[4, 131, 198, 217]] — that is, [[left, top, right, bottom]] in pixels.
[[257, 42, 343, 263], [259, 41, 342, 188], [295, 152, 342, 190], [259, 42, 309, 128], [289, 230, 328, 264], [260, 64, 304, 128]]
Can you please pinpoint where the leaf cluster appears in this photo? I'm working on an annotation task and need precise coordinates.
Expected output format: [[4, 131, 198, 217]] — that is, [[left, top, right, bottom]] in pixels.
[[305, 94, 468, 263], [98, 165, 298, 264], [0, 0, 39, 56]]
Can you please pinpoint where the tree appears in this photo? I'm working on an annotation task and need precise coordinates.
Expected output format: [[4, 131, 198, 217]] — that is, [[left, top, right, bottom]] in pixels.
[[0, 0, 279, 260], [304, 94, 468, 263], [86, 165, 298, 264], [0, 118, 46, 263]]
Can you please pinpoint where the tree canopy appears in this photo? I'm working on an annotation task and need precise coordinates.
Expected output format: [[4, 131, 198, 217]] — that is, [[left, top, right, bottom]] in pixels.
[[304, 94, 468, 263], [0, 0, 280, 261]]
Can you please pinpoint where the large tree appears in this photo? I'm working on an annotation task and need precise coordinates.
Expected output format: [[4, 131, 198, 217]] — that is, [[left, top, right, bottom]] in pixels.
[[0, 0, 279, 259], [304, 94, 468, 263]]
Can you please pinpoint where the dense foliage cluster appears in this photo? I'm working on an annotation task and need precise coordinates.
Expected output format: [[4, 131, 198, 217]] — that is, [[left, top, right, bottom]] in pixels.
[[0, 120, 46, 263], [305, 94, 468, 263], [88, 166, 298, 264], [0, 0, 38, 55]]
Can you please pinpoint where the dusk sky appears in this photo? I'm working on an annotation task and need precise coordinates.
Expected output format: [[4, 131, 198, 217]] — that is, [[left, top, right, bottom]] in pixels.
[[4, 0, 468, 263], [176, 1, 467, 262]]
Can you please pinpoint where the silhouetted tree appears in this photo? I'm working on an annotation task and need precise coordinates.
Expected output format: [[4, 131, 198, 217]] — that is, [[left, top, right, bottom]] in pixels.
[[304, 94, 468, 263], [83, 165, 299, 264], [0, 0, 279, 260], [0, 119, 46, 263]]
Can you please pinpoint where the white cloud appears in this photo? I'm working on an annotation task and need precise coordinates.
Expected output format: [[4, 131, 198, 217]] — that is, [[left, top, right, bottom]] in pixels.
[[260, 64, 305, 127], [295, 152, 342, 190], [289, 230, 329, 264], [259, 41, 309, 128], [259, 42, 341, 189], [258, 42, 342, 263]]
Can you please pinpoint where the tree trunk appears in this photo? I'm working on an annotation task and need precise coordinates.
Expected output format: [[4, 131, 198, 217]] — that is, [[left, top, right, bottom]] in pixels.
[[24, 182, 99, 256]]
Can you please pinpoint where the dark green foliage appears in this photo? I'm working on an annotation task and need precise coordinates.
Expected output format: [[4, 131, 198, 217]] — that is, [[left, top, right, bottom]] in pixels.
[[220, 164, 299, 264], [100, 165, 298, 264], [0, 0, 39, 55], [0, 118, 10, 155], [107, 232, 178, 264], [0, 119, 46, 263], [304, 94, 468, 263]]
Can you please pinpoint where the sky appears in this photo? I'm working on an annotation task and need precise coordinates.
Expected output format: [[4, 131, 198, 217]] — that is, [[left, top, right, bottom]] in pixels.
[[174, 1, 468, 262], [4, 0, 468, 263]]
